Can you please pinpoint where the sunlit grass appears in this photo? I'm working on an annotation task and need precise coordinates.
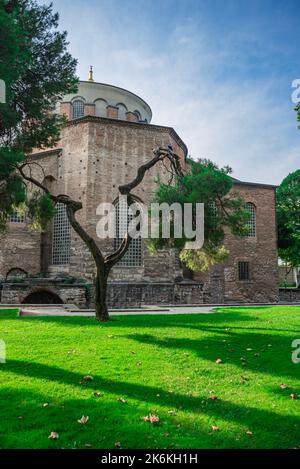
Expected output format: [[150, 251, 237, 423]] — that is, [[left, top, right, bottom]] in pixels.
[[0, 306, 299, 449]]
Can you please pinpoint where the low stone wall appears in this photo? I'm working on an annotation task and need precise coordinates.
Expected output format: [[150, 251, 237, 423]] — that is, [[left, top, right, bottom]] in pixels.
[[0, 283, 88, 308], [104, 281, 204, 308], [0, 281, 204, 308], [279, 288, 300, 303]]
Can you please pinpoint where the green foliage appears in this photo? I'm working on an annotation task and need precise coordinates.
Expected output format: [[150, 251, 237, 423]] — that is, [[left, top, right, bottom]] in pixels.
[[0, 0, 78, 229], [27, 192, 56, 231], [277, 170, 300, 268], [149, 158, 249, 271]]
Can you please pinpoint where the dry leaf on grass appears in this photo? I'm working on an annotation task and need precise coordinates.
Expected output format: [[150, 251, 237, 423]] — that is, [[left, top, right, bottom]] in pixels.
[[212, 426, 220, 431], [117, 397, 127, 404], [93, 392, 103, 397], [143, 414, 160, 424], [215, 359, 223, 364], [48, 432, 59, 440], [83, 376, 94, 381], [280, 384, 289, 389], [209, 395, 219, 401], [78, 415, 89, 425]]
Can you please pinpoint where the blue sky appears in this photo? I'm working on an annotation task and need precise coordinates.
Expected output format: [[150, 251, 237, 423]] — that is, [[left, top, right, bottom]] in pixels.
[[48, 0, 299, 184]]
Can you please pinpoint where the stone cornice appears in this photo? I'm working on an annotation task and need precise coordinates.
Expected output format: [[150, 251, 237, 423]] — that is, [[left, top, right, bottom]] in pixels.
[[62, 115, 188, 158], [28, 148, 62, 160]]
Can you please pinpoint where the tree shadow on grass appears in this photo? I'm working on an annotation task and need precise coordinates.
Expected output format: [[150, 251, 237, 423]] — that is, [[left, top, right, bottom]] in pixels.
[[0, 360, 299, 449], [122, 329, 299, 381]]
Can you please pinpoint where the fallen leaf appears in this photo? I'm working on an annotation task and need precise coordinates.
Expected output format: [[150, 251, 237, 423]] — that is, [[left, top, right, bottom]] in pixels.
[[117, 397, 127, 404], [290, 393, 299, 400], [164, 433, 171, 437], [212, 426, 220, 431], [143, 414, 160, 424], [78, 415, 89, 425], [83, 376, 94, 381], [93, 392, 103, 397], [215, 358, 223, 364], [43, 403, 49, 408], [48, 432, 59, 440], [209, 395, 219, 401], [280, 384, 289, 390], [246, 431, 253, 436], [115, 442, 122, 448]]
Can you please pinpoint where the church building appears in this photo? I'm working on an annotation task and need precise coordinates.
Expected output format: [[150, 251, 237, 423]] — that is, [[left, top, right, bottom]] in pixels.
[[0, 69, 278, 306]]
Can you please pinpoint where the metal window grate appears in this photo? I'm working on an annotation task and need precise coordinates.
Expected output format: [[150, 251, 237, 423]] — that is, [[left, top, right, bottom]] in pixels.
[[238, 261, 250, 281], [245, 202, 256, 237], [114, 199, 142, 267], [52, 203, 71, 265], [9, 211, 25, 223], [72, 100, 85, 119]]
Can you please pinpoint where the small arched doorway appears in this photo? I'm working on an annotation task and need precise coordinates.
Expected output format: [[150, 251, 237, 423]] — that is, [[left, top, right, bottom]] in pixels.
[[22, 290, 63, 305]]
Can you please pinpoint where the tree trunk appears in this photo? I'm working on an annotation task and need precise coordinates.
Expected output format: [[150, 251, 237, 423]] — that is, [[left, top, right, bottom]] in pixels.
[[94, 268, 109, 322]]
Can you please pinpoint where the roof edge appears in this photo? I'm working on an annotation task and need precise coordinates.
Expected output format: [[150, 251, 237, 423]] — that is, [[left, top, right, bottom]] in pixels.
[[62, 115, 188, 159]]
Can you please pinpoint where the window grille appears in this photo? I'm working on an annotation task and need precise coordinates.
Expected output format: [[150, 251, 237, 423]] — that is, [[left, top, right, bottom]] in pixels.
[[9, 211, 25, 223], [52, 203, 71, 265], [238, 261, 250, 281], [114, 198, 142, 267], [245, 202, 256, 237], [72, 100, 85, 119]]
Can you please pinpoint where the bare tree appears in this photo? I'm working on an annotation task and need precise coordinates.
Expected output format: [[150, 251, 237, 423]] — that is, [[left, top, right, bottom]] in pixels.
[[17, 146, 183, 321]]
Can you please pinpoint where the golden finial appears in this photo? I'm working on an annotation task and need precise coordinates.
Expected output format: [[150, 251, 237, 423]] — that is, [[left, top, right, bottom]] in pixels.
[[88, 65, 94, 82]]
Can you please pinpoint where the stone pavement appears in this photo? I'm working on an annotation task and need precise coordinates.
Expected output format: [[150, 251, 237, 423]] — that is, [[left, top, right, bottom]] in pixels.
[[11, 302, 299, 317]]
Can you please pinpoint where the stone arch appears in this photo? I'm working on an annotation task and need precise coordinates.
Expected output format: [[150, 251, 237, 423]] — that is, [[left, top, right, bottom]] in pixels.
[[134, 109, 141, 121], [6, 268, 28, 281], [116, 102, 128, 120], [22, 288, 64, 305], [71, 95, 86, 103], [94, 98, 108, 117]]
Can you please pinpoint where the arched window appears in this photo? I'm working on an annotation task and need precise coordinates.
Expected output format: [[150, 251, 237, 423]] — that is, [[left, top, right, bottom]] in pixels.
[[114, 198, 142, 267], [116, 103, 128, 121], [72, 100, 85, 119], [52, 203, 71, 265], [94, 98, 108, 118], [134, 110, 141, 121], [245, 202, 256, 237]]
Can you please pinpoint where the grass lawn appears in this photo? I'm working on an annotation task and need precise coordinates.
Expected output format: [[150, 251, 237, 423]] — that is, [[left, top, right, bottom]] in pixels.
[[0, 306, 299, 449]]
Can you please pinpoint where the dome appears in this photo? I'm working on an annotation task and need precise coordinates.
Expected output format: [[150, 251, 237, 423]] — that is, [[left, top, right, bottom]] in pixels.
[[60, 79, 152, 124]]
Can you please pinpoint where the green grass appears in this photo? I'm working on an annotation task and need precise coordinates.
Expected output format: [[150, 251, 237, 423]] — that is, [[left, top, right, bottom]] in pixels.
[[0, 306, 300, 449]]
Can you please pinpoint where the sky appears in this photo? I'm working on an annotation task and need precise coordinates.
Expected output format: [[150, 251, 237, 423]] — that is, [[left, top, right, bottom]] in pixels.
[[46, 0, 299, 184]]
